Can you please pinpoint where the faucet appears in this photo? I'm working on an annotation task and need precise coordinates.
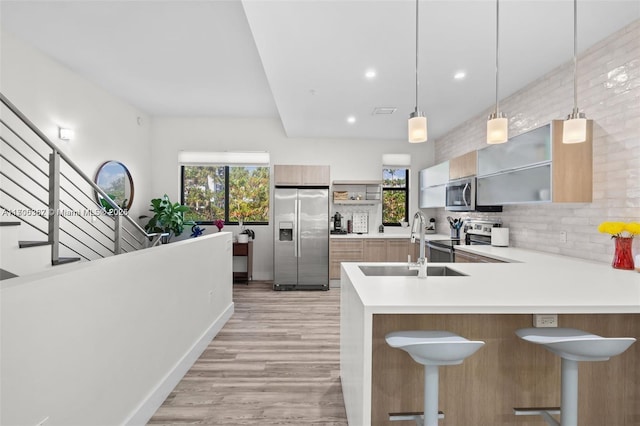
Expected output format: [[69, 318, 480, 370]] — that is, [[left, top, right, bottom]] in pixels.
[[409, 210, 428, 278]]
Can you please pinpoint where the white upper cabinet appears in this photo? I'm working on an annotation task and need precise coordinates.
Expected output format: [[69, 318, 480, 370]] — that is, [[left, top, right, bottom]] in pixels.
[[476, 120, 592, 205], [419, 160, 449, 208]]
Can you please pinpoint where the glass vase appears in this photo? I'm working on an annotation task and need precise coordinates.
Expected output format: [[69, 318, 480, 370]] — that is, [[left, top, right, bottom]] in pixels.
[[612, 237, 634, 270]]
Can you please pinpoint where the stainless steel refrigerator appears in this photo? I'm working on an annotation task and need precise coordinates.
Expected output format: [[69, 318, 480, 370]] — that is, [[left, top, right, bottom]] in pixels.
[[273, 187, 329, 290]]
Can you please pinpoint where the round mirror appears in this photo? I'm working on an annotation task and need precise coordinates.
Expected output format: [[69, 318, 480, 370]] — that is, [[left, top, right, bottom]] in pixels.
[[94, 161, 134, 211]]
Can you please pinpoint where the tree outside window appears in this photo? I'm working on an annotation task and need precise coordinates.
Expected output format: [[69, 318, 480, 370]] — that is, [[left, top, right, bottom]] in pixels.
[[181, 165, 269, 224], [382, 168, 409, 226]]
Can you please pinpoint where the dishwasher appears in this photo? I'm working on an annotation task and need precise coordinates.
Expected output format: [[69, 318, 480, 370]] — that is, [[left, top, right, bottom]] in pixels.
[[427, 240, 456, 263]]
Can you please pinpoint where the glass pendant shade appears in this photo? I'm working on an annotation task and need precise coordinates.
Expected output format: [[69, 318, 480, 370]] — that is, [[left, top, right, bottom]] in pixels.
[[408, 111, 427, 143], [487, 113, 508, 144], [562, 116, 587, 144]]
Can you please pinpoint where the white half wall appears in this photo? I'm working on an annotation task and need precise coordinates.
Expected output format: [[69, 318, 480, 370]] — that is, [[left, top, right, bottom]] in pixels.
[[150, 117, 435, 280], [0, 233, 234, 426]]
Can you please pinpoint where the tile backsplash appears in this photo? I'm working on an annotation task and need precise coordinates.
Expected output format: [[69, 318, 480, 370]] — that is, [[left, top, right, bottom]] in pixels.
[[432, 20, 639, 264]]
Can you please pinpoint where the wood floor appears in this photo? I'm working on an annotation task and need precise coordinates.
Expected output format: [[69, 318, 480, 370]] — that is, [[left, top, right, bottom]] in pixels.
[[148, 281, 348, 425]]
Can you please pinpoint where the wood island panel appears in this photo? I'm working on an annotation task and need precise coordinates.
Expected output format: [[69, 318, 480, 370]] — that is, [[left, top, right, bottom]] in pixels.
[[371, 314, 640, 426]]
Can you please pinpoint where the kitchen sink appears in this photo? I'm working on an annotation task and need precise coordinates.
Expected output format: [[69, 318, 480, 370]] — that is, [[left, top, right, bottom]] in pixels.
[[358, 265, 467, 277]]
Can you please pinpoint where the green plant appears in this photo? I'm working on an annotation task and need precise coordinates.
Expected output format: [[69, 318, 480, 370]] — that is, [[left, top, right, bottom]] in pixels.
[[144, 194, 194, 240], [99, 194, 128, 215]]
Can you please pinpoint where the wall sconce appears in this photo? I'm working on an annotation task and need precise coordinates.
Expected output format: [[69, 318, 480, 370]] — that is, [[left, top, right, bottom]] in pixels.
[[58, 127, 74, 141]]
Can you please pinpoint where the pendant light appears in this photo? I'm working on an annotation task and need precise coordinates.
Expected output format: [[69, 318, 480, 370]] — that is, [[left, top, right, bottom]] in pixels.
[[408, 0, 427, 143], [562, 0, 587, 144], [486, 0, 508, 144]]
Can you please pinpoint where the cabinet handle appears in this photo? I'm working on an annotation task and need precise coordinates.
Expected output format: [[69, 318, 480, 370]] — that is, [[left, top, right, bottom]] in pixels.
[[297, 199, 302, 258]]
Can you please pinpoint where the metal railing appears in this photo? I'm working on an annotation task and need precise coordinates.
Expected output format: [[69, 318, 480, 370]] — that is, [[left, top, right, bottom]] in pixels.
[[0, 92, 161, 265]]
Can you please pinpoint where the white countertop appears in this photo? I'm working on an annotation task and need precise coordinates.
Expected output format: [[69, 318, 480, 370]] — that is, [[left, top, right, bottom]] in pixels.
[[330, 231, 448, 240], [341, 245, 640, 314]]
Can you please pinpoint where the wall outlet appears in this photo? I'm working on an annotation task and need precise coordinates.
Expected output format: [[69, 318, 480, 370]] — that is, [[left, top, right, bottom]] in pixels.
[[559, 231, 567, 243], [533, 314, 558, 328]]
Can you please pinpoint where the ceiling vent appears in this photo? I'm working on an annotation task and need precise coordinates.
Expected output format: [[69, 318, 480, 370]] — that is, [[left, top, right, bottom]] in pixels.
[[372, 107, 397, 115]]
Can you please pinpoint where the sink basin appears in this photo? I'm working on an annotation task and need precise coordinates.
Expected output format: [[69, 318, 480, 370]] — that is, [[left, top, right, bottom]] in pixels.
[[358, 265, 467, 277]]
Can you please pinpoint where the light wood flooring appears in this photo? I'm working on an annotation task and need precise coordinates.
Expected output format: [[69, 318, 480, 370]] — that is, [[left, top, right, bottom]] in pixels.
[[148, 281, 348, 425]]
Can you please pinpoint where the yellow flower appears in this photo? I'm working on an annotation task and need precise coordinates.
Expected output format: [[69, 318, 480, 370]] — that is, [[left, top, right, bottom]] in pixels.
[[598, 221, 626, 236], [625, 222, 640, 235]]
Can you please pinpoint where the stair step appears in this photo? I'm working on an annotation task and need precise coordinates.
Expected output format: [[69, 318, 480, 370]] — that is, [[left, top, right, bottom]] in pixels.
[[0, 222, 21, 227], [0, 268, 19, 280], [19, 240, 52, 248], [52, 257, 81, 266]]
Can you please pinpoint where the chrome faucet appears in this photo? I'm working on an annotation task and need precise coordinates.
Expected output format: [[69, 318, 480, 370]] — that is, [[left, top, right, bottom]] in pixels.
[[409, 210, 428, 278]]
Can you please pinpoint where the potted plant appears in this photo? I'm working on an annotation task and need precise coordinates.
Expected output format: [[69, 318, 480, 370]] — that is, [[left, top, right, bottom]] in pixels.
[[144, 194, 194, 242]]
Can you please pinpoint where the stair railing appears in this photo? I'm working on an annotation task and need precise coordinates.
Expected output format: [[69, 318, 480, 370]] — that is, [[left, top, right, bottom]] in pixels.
[[0, 92, 161, 265]]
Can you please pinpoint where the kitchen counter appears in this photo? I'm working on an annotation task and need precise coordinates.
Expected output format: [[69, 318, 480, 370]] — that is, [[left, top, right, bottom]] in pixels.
[[342, 249, 640, 314], [330, 231, 447, 240], [340, 250, 640, 425]]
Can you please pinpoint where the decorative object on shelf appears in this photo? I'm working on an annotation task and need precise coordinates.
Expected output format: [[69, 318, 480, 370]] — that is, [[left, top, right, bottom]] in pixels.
[[144, 194, 193, 242], [487, 0, 508, 144], [562, 0, 589, 144], [94, 160, 134, 211], [598, 221, 639, 270], [190, 224, 205, 238], [215, 219, 225, 232], [408, 0, 427, 143]]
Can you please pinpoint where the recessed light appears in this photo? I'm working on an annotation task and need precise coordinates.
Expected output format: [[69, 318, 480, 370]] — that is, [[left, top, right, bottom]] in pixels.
[[347, 116, 356, 124], [365, 69, 376, 79], [454, 71, 466, 80]]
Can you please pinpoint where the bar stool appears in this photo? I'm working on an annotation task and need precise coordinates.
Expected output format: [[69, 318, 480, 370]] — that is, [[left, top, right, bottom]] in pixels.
[[514, 327, 636, 426], [385, 330, 485, 426]]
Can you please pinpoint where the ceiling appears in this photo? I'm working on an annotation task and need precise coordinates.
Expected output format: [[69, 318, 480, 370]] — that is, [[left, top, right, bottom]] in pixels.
[[1, 1, 638, 141]]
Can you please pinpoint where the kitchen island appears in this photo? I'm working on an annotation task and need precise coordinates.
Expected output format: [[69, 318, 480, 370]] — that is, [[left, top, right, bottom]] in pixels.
[[340, 248, 640, 425]]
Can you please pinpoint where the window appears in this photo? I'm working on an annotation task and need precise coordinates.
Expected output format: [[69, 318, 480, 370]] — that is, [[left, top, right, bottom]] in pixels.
[[181, 165, 270, 224], [382, 168, 409, 225]]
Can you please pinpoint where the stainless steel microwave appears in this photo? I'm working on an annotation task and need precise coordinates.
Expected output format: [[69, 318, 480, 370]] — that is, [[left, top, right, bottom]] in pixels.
[[445, 177, 475, 211], [445, 177, 502, 212]]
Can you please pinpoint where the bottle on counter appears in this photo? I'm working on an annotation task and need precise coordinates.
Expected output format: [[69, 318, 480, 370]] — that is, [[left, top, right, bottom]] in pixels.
[[347, 219, 353, 233]]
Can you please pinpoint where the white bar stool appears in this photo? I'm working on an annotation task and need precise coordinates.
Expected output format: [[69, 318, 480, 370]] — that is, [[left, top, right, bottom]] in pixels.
[[514, 327, 636, 426], [385, 330, 485, 426]]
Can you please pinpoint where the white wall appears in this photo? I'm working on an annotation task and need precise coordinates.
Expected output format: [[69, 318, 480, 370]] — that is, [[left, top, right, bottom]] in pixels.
[[0, 233, 234, 426], [150, 117, 434, 279], [0, 30, 152, 237], [432, 19, 640, 263]]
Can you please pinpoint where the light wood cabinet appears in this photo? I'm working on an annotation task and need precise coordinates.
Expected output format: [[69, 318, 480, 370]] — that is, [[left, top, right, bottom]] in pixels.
[[551, 120, 593, 202], [274, 165, 330, 186], [363, 240, 387, 262], [330, 238, 419, 279], [455, 250, 505, 263], [449, 150, 477, 180], [386, 239, 414, 262], [329, 239, 364, 279]]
